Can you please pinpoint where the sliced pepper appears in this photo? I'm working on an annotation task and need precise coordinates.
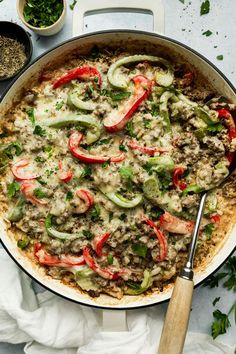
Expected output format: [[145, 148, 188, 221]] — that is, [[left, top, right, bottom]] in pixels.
[[83, 246, 120, 280], [144, 217, 168, 262], [173, 167, 187, 190], [107, 55, 173, 89], [12, 160, 39, 180], [35, 242, 85, 267], [148, 155, 174, 173], [20, 181, 47, 206], [128, 140, 168, 156], [92, 232, 110, 257], [58, 160, 73, 183], [210, 214, 221, 223], [52, 66, 102, 89], [45, 214, 82, 240], [159, 211, 193, 234], [75, 188, 94, 213], [104, 75, 152, 132], [105, 191, 143, 208], [67, 87, 96, 111], [159, 91, 174, 133], [41, 115, 102, 145], [125, 270, 153, 295], [182, 184, 204, 197], [68, 131, 125, 164], [8, 197, 25, 222]]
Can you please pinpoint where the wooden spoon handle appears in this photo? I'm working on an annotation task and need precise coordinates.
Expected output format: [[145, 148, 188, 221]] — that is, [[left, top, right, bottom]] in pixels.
[[157, 276, 194, 354]]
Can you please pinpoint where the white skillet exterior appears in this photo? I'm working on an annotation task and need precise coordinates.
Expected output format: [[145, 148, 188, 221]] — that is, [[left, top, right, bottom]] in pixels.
[[0, 31, 236, 309]]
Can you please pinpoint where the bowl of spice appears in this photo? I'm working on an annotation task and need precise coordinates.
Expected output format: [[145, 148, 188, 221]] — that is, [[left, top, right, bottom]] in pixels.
[[0, 21, 32, 81], [17, 0, 66, 36]]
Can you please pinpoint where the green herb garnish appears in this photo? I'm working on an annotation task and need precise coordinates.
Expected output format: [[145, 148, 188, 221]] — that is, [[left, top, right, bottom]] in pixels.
[[90, 205, 101, 221], [125, 121, 135, 137], [7, 181, 20, 198], [55, 100, 64, 110], [23, 0, 64, 28], [211, 309, 231, 339], [217, 55, 224, 61], [33, 188, 47, 199], [33, 125, 46, 137], [213, 297, 221, 307], [107, 255, 114, 265], [26, 107, 35, 125], [202, 30, 213, 37], [82, 229, 93, 240], [111, 91, 131, 101], [200, 0, 210, 15], [70, 0, 77, 10], [119, 144, 127, 152], [97, 138, 111, 145], [143, 119, 152, 129], [80, 166, 92, 178], [132, 244, 148, 258], [34, 156, 46, 163], [203, 223, 214, 239], [65, 191, 73, 201]]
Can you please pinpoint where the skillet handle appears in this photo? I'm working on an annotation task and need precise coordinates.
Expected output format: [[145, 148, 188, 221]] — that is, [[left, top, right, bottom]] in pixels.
[[72, 0, 164, 36], [102, 309, 127, 332]]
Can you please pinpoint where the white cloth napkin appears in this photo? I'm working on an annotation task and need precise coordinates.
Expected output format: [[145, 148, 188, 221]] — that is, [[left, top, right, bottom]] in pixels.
[[0, 249, 234, 354]]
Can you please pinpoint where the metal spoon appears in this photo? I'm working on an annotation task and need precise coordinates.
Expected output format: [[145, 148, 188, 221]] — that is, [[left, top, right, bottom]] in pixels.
[[158, 155, 236, 354]]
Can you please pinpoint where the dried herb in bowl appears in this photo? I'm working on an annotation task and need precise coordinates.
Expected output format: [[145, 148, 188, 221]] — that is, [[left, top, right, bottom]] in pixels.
[[0, 35, 27, 79], [23, 0, 64, 28]]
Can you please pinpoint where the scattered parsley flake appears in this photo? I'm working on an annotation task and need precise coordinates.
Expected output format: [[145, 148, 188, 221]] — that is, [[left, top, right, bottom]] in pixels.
[[203, 30, 213, 37], [211, 309, 231, 339], [217, 55, 224, 61], [26, 107, 35, 126], [7, 181, 20, 198], [200, 0, 210, 15], [132, 243, 148, 258], [33, 125, 46, 137], [213, 297, 221, 307], [55, 100, 64, 110], [70, 0, 77, 10], [65, 191, 73, 201], [33, 188, 47, 198]]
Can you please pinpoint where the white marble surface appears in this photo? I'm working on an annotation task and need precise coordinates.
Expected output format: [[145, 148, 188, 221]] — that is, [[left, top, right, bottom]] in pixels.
[[0, 0, 236, 352]]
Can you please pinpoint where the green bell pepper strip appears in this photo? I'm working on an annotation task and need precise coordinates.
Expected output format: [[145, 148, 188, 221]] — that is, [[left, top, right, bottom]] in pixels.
[[182, 184, 204, 197], [8, 197, 25, 222], [204, 193, 218, 216], [159, 91, 174, 133], [67, 88, 96, 111], [105, 192, 143, 208], [107, 55, 174, 89], [75, 267, 100, 292], [143, 177, 161, 200], [125, 270, 153, 295], [40, 115, 102, 144], [148, 155, 174, 173], [45, 214, 83, 240]]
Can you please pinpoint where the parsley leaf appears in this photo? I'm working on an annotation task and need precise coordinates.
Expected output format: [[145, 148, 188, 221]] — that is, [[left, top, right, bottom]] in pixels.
[[82, 229, 93, 240], [7, 181, 20, 198], [80, 166, 92, 179], [203, 272, 227, 288], [33, 125, 46, 137], [23, 0, 64, 28], [55, 100, 64, 110], [33, 188, 47, 198], [132, 243, 148, 258], [70, 0, 77, 10], [203, 223, 214, 239], [213, 297, 221, 307], [111, 91, 131, 101], [207, 122, 224, 133], [26, 107, 35, 126], [202, 30, 213, 37], [119, 144, 128, 152], [125, 121, 135, 137], [65, 191, 73, 201], [211, 309, 231, 339], [90, 205, 101, 221], [223, 257, 236, 291], [143, 119, 152, 129], [107, 255, 114, 265], [179, 0, 185, 3], [97, 138, 111, 145], [217, 55, 224, 61], [200, 0, 210, 16]]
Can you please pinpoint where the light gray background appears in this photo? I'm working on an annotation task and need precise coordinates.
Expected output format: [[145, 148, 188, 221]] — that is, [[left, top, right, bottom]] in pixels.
[[0, 0, 236, 352]]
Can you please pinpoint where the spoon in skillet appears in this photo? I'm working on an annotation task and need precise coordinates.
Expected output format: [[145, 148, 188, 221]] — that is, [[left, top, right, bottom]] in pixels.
[[157, 154, 236, 354]]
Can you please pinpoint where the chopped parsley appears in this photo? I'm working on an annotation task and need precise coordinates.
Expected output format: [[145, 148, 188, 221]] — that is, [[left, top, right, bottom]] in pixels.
[[34, 156, 46, 163], [212, 297, 221, 307], [23, 0, 64, 28], [119, 144, 127, 152], [223, 256, 236, 291], [143, 119, 152, 129], [65, 191, 73, 201], [119, 213, 127, 221], [26, 107, 35, 125], [37, 177, 47, 185], [7, 181, 20, 198], [33, 125, 46, 137], [43, 145, 53, 158], [90, 205, 101, 221], [200, 0, 210, 16], [82, 229, 93, 240], [203, 223, 214, 239], [211, 309, 231, 339], [203, 272, 227, 288], [132, 243, 148, 258], [33, 188, 47, 198], [97, 138, 111, 145], [55, 100, 64, 110], [202, 30, 213, 37], [217, 55, 224, 61], [80, 166, 92, 179], [125, 121, 135, 137], [69, 0, 77, 10]]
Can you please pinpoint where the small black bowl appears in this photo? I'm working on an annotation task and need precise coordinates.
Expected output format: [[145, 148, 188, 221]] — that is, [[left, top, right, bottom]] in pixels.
[[0, 21, 33, 81]]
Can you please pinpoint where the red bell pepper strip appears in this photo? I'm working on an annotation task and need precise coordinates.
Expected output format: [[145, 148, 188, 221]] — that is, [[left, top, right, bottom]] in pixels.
[[210, 214, 221, 223], [128, 140, 168, 156], [217, 109, 236, 163], [92, 232, 110, 257], [159, 212, 193, 234], [35, 242, 85, 267], [20, 181, 47, 206], [83, 246, 120, 280], [144, 217, 168, 262], [12, 160, 39, 180], [58, 161, 73, 183], [104, 75, 153, 132], [68, 131, 125, 164], [52, 66, 102, 89], [75, 188, 94, 213], [173, 167, 187, 191]]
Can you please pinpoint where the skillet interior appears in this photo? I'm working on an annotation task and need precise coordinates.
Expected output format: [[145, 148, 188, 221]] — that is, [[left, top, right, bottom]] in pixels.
[[0, 30, 235, 309]]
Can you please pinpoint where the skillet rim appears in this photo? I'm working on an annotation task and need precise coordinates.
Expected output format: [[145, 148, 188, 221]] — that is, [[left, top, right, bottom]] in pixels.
[[0, 29, 235, 310]]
